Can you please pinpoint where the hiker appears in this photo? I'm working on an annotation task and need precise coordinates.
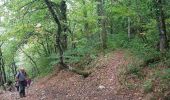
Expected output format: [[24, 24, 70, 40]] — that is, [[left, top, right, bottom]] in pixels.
[[16, 67, 28, 98]]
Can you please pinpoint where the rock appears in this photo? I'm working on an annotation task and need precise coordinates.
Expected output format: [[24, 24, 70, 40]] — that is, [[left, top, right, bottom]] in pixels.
[[98, 85, 105, 89]]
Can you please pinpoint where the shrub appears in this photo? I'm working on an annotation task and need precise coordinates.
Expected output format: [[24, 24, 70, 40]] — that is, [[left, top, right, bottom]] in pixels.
[[107, 32, 129, 50], [127, 64, 141, 75]]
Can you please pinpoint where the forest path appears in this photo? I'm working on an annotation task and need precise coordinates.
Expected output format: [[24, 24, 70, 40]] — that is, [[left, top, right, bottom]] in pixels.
[[0, 50, 137, 100]]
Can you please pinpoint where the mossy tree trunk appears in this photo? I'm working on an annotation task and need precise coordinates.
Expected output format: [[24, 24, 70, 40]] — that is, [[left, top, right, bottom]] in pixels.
[[154, 0, 168, 52]]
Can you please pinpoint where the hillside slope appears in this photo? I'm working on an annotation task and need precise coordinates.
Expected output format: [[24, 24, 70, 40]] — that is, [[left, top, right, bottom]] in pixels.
[[0, 51, 138, 100]]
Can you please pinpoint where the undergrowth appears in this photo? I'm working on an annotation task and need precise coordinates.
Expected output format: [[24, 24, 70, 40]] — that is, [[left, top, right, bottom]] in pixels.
[[31, 31, 170, 99], [108, 32, 170, 99]]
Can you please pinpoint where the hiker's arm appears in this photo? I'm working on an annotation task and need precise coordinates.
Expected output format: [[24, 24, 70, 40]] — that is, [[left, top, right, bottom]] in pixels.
[[15, 73, 19, 81], [16, 77, 19, 81]]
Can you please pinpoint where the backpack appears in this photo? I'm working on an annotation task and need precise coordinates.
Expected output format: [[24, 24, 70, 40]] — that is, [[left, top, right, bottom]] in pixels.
[[16, 71, 27, 78], [16, 71, 27, 86]]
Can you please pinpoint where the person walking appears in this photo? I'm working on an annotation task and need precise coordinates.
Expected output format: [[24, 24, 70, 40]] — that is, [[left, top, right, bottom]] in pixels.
[[16, 67, 28, 98]]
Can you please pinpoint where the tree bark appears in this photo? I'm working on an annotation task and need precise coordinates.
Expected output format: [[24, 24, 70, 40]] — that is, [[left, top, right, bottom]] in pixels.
[[154, 0, 168, 52], [38, 41, 48, 55], [128, 17, 131, 39], [0, 44, 6, 85], [44, 0, 91, 77], [60, 0, 68, 51], [97, 0, 107, 50], [11, 59, 17, 80], [12, 58, 17, 79], [82, 0, 89, 39], [44, 0, 67, 68]]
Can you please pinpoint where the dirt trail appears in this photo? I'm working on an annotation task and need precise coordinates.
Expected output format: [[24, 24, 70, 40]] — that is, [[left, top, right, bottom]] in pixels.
[[0, 51, 135, 100]]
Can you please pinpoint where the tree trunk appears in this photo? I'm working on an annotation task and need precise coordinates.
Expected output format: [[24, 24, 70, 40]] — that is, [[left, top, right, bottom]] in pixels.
[[11, 59, 17, 79], [154, 0, 168, 52], [97, 0, 107, 50], [44, 0, 67, 68], [1, 59, 6, 84], [44, 0, 91, 77], [60, 0, 68, 51], [128, 17, 131, 39], [39, 41, 48, 55], [45, 36, 51, 55], [110, 24, 113, 34], [68, 23, 76, 49], [101, 17, 107, 49], [0, 44, 6, 85], [82, 0, 90, 39]]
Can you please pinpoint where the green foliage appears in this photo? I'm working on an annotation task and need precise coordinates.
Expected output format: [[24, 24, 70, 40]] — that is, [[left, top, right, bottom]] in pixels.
[[129, 41, 159, 61], [48, 45, 97, 70], [156, 68, 170, 81], [127, 64, 142, 76], [106, 5, 136, 17], [0, 1, 170, 99], [107, 33, 129, 49], [37, 56, 54, 76], [143, 80, 153, 93]]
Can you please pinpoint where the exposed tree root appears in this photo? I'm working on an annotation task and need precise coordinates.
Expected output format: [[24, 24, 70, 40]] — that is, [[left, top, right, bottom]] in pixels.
[[58, 63, 91, 78], [68, 67, 91, 78]]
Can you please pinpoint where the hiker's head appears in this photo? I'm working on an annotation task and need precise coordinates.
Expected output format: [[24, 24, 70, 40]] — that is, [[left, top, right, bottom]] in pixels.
[[19, 67, 25, 72]]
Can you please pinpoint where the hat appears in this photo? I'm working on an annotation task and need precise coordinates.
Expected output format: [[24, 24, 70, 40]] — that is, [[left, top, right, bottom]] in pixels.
[[19, 67, 25, 70]]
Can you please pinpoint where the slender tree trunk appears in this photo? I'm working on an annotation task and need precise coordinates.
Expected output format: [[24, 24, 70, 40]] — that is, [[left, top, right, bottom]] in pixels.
[[82, 0, 90, 39], [0, 70, 2, 85], [1, 59, 6, 84], [13, 60, 17, 75], [0, 46, 3, 85], [11, 64, 15, 80], [68, 23, 76, 49], [44, 0, 67, 68], [60, 0, 68, 51], [127, 0, 132, 39], [154, 0, 168, 52], [135, 0, 141, 34], [11, 59, 17, 79], [41, 42, 48, 55], [45, 36, 51, 55], [0, 44, 6, 85], [110, 22, 113, 34], [97, 0, 107, 49], [101, 17, 107, 49], [128, 17, 131, 39]]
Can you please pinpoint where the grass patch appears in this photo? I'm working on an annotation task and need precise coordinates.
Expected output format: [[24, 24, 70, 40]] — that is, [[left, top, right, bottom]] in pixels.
[[143, 80, 153, 93], [126, 64, 142, 77]]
